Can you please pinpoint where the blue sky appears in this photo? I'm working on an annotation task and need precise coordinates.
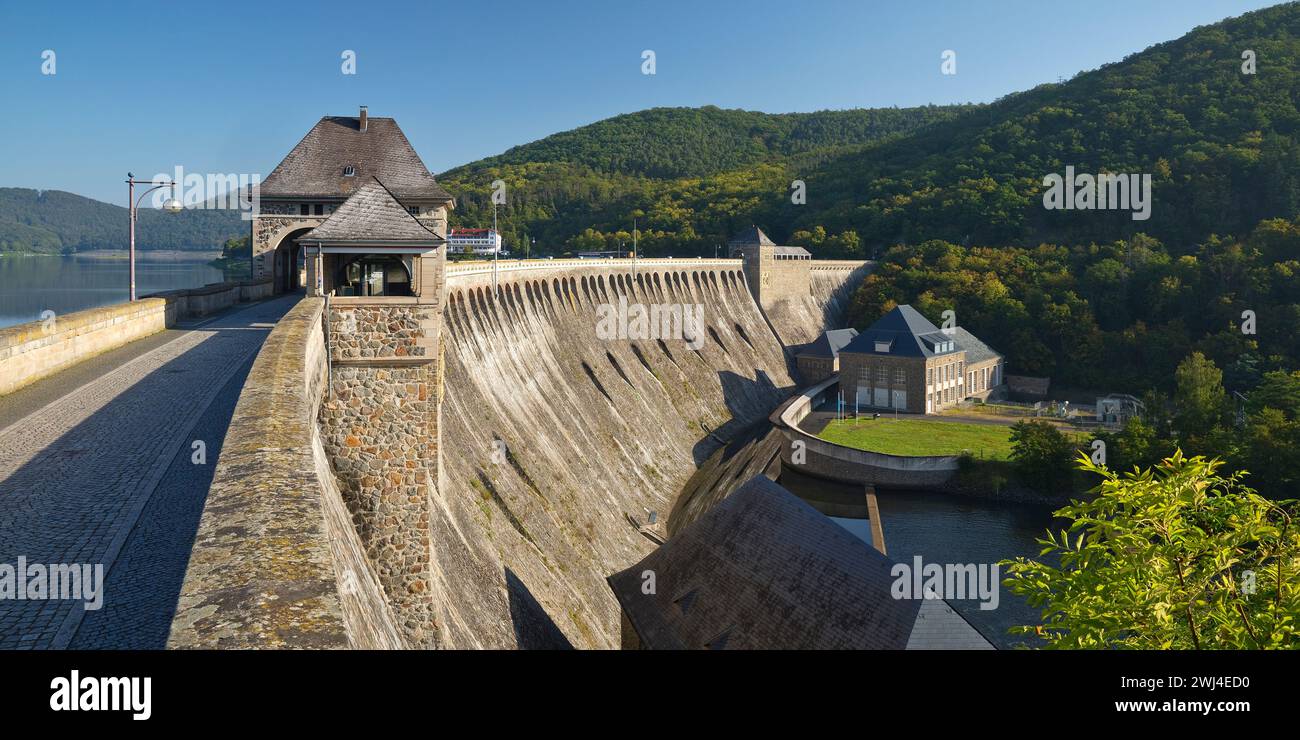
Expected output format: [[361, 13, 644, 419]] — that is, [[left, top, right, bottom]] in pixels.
[[0, 0, 1281, 204]]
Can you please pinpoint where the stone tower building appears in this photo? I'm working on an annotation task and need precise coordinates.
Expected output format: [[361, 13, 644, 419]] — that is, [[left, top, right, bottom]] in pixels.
[[256, 108, 455, 647], [252, 105, 453, 294], [729, 225, 812, 312]]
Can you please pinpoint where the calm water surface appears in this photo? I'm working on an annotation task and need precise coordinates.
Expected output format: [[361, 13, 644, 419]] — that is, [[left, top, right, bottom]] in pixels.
[[779, 467, 1064, 648], [0, 253, 225, 329]]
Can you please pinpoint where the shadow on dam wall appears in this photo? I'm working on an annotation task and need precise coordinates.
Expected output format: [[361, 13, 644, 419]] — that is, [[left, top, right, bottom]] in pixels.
[[430, 265, 865, 648]]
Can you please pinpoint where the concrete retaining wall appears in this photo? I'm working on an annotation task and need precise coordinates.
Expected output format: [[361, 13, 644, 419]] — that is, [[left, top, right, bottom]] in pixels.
[[0, 278, 273, 397], [773, 376, 960, 488], [169, 297, 404, 649], [142, 278, 274, 318]]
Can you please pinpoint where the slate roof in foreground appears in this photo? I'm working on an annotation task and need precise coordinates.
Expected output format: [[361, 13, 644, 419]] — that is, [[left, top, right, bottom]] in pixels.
[[300, 178, 441, 245], [796, 328, 860, 359], [950, 326, 1002, 365], [607, 475, 993, 650], [260, 114, 453, 202], [727, 225, 777, 247]]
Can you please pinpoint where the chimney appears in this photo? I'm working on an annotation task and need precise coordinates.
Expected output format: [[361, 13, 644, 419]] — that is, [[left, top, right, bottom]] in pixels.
[[359, 105, 368, 133]]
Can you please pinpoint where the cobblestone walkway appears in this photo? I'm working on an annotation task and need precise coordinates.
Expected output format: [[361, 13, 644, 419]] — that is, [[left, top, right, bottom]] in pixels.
[[0, 295, 298, 649]]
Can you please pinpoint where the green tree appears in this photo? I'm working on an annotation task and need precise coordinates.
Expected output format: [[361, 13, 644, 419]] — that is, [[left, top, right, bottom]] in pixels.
[[1174, 352, 1228, 440], [1003, 452, 1300, 649], [1008, 420, 1077, 493], [1246, 370, 1300, 418]]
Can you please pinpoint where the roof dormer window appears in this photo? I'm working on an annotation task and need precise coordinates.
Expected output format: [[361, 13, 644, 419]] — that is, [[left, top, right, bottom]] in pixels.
[[343, 165, 356, 177], [874, 340, 892, 353]]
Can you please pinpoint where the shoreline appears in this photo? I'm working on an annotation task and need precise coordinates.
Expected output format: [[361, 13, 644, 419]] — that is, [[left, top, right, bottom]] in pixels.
[[0, 249, 222, 260]]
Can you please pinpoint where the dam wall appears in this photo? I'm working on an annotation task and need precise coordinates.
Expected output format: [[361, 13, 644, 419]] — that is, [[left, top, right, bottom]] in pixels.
[[0, 277, 273, 397], [170, 257, 872, 649], [762, 260, 873, 347], [431, 263, 795, 648]]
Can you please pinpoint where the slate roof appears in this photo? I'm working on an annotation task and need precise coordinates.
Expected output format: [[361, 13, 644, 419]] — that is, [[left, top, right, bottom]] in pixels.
[[795, 328, 859, 359], [300, 178, 442, 244], [950, 326, 1002, 365], [841, 304, 961, 359], [260, 114, 453, 202], [606, 475, 992, 650], [727, 225, 776, 247]]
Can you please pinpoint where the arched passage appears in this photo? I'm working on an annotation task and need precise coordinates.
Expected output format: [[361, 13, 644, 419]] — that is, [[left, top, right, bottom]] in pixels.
[[271, 227, 313, 294]]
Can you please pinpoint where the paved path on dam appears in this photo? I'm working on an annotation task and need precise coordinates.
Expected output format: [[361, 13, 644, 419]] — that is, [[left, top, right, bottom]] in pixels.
[[0, 294, 299, 649]]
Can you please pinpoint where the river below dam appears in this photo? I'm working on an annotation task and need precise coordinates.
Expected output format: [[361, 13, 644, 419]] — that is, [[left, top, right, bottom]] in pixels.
[[0, 252, 226, 329], [777, 465, 1064, 649]]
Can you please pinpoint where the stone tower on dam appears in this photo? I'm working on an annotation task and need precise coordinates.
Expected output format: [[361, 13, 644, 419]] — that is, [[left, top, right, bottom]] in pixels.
[[254, 107, 453, 646]]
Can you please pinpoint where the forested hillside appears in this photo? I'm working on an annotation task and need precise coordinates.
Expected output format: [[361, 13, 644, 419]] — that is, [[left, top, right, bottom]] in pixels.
[[444, 4, 1300, 259], [440, 104, 978, 256], [0, 188, 243, 254]]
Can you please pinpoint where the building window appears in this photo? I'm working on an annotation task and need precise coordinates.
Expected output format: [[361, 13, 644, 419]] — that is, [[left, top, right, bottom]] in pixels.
[[408, 206, 420, 216], [859, 366, 870, 381], [894, 368, 905, 385], [927, 368, 934, 385], [343, 165, 356, 177], [313, 204, 324, 216], [335, 255, 412, 297], [300, 204, 310, 216], [876, 366, 887, 384]]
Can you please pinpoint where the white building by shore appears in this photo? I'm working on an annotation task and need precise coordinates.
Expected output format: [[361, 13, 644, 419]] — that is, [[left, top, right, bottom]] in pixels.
[[448, 228, 502, 255]]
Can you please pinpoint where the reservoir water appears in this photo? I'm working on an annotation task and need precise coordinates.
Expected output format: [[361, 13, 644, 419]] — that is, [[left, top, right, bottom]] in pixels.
[[0, 253, 225, 329]]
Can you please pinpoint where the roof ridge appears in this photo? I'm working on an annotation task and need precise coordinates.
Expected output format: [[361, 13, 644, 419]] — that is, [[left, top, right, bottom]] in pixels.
[[369, 176, 436, 236]]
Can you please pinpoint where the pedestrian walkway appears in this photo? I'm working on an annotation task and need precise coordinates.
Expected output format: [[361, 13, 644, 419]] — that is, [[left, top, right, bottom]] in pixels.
[[0, 294, 298, 649]]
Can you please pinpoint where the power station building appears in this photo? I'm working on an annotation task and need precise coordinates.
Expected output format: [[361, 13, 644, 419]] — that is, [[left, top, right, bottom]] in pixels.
[[838, 305, 1005, 414]]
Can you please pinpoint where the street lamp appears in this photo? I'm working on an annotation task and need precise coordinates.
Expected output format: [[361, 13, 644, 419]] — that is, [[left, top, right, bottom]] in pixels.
[[126, 173, 182, 301]]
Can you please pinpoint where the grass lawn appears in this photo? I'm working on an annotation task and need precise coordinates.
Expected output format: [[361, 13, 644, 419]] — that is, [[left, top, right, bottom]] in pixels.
[[818, 417, 1014, 460]]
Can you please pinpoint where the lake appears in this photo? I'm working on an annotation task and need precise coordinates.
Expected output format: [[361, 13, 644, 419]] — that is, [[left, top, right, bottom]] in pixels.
[[0, 253, 227, 330]]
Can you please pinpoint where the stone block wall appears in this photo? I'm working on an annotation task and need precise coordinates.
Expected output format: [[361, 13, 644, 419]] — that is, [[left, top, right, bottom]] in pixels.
[[740, 245, 813, 313], [319, 300, 442, 647], [328, 303, 439, 360], [0, 277, 273, 397], [170, 298, 405, 649]]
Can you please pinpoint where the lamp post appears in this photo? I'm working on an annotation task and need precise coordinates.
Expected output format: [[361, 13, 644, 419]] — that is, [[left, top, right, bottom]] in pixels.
[[491, 201, 499, 301], [126, 173, 183, 301]]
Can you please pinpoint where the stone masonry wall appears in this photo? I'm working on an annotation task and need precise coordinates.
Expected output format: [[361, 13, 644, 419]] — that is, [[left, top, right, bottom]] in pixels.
[[170, 298, 404, 649], [320, 301, 441, 647]]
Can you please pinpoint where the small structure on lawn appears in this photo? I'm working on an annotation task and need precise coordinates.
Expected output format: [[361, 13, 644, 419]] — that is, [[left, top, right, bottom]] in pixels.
[[1096, 393, 1144, 428]]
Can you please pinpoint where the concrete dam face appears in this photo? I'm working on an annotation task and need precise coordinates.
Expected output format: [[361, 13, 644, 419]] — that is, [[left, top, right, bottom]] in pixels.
[[428, 262, 866, 648], [169, 257, 869, 649]]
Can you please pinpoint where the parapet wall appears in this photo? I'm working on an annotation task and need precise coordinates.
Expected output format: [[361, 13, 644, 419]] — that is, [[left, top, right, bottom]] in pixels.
[[772, 376, 960, 488], [169, 297, 404, 649], [0, 277, 273, 397]]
